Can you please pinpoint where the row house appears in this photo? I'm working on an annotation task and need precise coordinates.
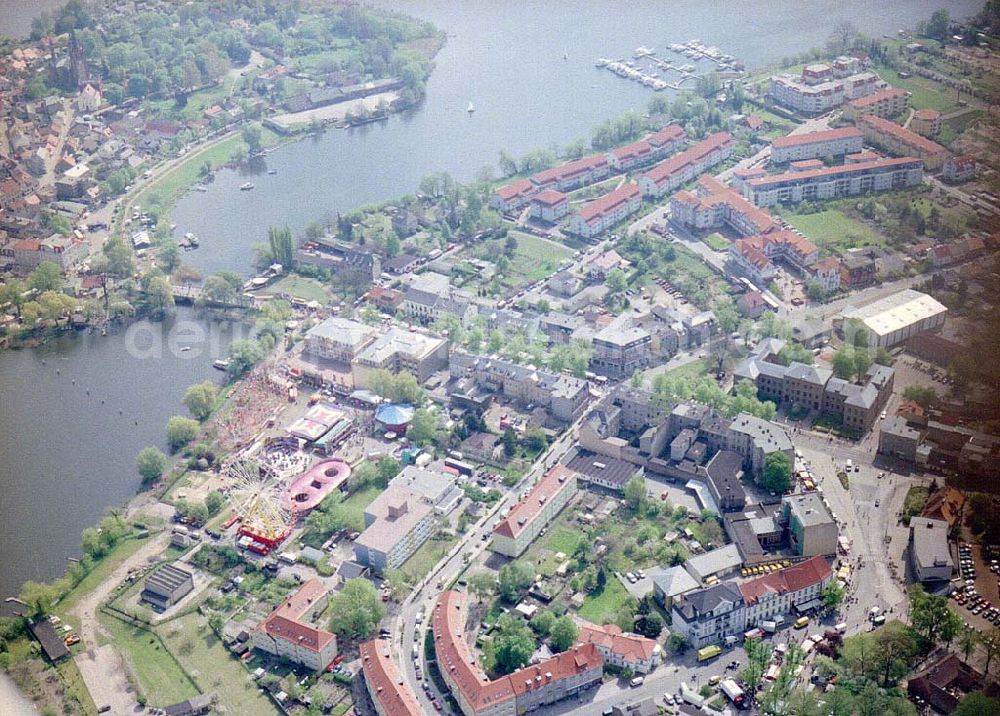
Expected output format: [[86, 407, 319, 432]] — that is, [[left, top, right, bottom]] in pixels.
[[433, 590, 603, 716], [769, 127, 863, 164], [670, 175, 778, 237], [567, 182, 642, 238], [739, 556, 833, 626], [531, 154, 610, 193], [842, 87, 910, 120], [638, 132, 734, 198], [743, 157, 924, 207], [857, 115, 948, 170], [253, 580, 338, 671], [360, 639, 424, 716], [491, 466, 578, 557], [606, 124, 686, 171], [574, 621, 662, 674]]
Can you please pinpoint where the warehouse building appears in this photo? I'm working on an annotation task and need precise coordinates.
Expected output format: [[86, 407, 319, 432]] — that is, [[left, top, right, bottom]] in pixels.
[[839, 289, 948, 350], [141, 564, 194, 611]]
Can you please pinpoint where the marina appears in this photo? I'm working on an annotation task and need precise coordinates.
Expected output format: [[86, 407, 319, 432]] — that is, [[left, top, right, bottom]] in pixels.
[[595, 39, 746, 91]]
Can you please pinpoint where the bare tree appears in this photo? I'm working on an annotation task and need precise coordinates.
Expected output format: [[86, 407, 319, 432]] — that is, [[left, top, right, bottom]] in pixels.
[[827, 21, 859, 52]]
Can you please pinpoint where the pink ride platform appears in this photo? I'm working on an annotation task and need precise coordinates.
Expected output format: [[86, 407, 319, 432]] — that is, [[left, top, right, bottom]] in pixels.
[[281, 459, 351, 512]]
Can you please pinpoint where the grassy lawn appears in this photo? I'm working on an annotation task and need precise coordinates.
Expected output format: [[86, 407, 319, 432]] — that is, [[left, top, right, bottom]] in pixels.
[[577, 579, 629, 623], [57, 659, 98, 715], [54, 536, 154, 620], [340, 484, 382, 525], [147, 76, 239, 121], [159, 612, 278, 715], [260, 275, 329, 303], [702, 232, 730, 251], [875, 65, 959, 113], [777, 206, 886, 255], [902, 485, 930, 521], [508, 231, 574, 283], [661, 358, 709, 382], [543, 527, 584, 555], [401, 533, 459, 584], [100, 613, 199, 708]]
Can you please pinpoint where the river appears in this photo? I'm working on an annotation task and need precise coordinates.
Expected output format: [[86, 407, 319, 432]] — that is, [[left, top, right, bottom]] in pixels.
[[0, 0, 979, 659]]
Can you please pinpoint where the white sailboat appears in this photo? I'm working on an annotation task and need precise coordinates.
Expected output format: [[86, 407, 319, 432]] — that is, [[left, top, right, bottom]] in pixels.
[[467, 101, 475, 113]]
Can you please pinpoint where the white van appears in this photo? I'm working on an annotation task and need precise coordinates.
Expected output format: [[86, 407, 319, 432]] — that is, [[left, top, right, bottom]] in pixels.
[[630, 676, 645, 688]]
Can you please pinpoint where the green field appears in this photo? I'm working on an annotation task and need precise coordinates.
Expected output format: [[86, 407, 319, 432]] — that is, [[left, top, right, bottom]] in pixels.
[[577, 579, 630, 624], [543, 527, 585, 555], [661, 358, 709, 382], [54, 536, 154, 620], [875, 65, 959, 113], [401, 533, 459, 584], [902, 485, 930, 521], [702, 233, 730, 251], [778, 207, 886, 254], [147, 76, 240, 121], [101, 614, 199, 708], [159, 613, 278, 715], [508, 231, 575, 282], [260, 275, 329, 303], [340, 484, 383, 526]]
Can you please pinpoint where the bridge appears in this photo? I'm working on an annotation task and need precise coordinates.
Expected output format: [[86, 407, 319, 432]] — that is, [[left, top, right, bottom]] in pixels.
[[170, 284, 258, 309]]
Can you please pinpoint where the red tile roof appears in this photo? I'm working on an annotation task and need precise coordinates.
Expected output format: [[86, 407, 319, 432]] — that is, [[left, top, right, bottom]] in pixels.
[[858, 115, 947, 156], [432, 591, 602, 713], [847, 88, 908, 109], [531, 189, 568, 207], [913, 109, 941, 121], [495, 178, 534, 201], [647, 124, 686, 147], [493, 466, 576, 540], [360, 639, 423, 716], [747, 156, 923, 187], [643, 132, 733, 186], [739, 556, 832, 605], [578, 183, 640, 224], [687, 175, 779, 236], [575, 621, 659, 663], [771, 127, 862, 149], [611, 140, 653, 161], [532, 154, 607, 186], [256, 579, 336, 654]]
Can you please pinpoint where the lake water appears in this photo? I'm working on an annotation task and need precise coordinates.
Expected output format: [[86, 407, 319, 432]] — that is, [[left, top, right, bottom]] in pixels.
[[173, 0, 981, 276], [0, 0, 982, 613]]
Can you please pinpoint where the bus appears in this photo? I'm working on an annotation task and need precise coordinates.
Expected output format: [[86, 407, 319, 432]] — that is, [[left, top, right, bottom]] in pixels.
[[697, 645, 722, 662]]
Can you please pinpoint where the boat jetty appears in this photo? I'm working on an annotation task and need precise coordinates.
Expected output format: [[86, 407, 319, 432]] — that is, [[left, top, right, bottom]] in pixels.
[[594, 39, 745, 91]]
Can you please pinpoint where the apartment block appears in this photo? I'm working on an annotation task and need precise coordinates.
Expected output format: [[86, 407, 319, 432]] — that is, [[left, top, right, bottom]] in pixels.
[[568, 183, 642, 238], [743, 157, 924, 207], [491, 466, 577, 557], [671, 582, 746, 648], [590, 322, 653, 379], [857, 115, 948, 170], [253, 579, 338, 671], [843, 87, 910, 120], [304, 317, 376, 363], [739, 556, 833, 626], [638, 132, 734, 198], [351, 326, 449, 386], [360, 639, 423, 716], [769, 127, 863, 164], [354, 486, 436, 574]]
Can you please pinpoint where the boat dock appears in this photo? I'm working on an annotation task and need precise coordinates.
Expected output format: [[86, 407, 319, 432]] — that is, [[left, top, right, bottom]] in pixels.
[[594, 40, 745, 92]]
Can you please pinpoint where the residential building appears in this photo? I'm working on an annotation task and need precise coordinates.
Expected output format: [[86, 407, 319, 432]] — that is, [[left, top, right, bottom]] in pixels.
[[743, 157, 924, 206], [575, 621, 661, 674], [839, 289, 947, 350], [12, 233, 87, 271], [253, 579, 338, 671], [296, 239, 381, 285], [728, 230, 819, 283], [726, 414, 795, 480], [840, 251, 879, 288], [671, 175, 779, 237], [739, 556, 833, 626], [352, 327, 449, 386], [639, 133, 734, 198], [449, 350, 590, 422], [402, 272, 476, 326], [354, 485, 435, 574], [587, 249, 630, 282], [433, 590, 603, 716], [921, 487, 965, 527], [704, 450, 748, 512], [530, 189, 570, 223], [782, 493, 838, 557], [907, 652, 985, 714], [590, 322, 653, 379], [858, 115, 948, 170], [162, 695, 212, 716], [650, 565, 700, 608], [491, 178, 536, 213], [389, 465, 462, 515], [842, 87, 910, 120], [910, 109, 942, 137], [531, 154, 610, 193], [768, 62, 883, 114], [140, 564, 194, 611], [812, 257, 841, 292], [458, 432, 503, 464], [607, 125, 686, 171], [567, 182, 642, 238], [492, 466, 578, 557], [304, 317, 376, 363], [28, 621, 70, 662], [878, 416, 922, 462], [909, 517, 954, 584], [360, 639, 423, 716], [942, 155, 976, 183], [769, 127, 863, 164], [547, 271, 580, 297], [671, 581, 746, 648]]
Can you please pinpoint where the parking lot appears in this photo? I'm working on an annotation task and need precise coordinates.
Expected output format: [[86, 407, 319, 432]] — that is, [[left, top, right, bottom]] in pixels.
[[950, 541, 1000, 631]]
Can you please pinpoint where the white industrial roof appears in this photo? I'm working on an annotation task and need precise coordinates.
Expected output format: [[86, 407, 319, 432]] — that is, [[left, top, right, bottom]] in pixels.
[[841, 289, 947, 338]]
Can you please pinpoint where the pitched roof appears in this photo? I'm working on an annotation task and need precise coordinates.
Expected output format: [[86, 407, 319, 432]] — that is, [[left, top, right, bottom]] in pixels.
[[578, 183, 640, 224], [643, 133, 732, 185], [858, 115, 947, 156], [360, 639, 423, 716], [256, 579, 336, 653], [531, 189, 568, 206], [771, 127, 862, 149], [495, 178, 534, 201], [921, 487, 965, 526], [575, 621, 659, 662], [493, 466, 576, 540], [738, 556, 832, 605]]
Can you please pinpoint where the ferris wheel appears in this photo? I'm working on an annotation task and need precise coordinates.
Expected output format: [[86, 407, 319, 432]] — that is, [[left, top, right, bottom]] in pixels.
[[225, 457, 291, 545]]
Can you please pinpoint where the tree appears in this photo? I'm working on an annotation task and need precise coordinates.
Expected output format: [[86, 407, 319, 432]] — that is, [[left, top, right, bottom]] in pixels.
[[983, 628, 1000, 680], [166, 416, 199, 451], [953, 693, 1000, 716], [501, 427, 517, 457], [828, 21, 859, 51], [853, 348, 872, 382], [605, 268, 627, 295], [925, 9, 951, 40], [488, 615, 536, 676], [761, 452, 792, 493], [468, 572, 497, 603], [156, 239, 180, 274], [822, 581, 846, 611], [28, 261, 63, 293], [909, 584, 962, 648], [136, 446, 168, 484], [549, 615, 579, 653], [957, 627, 980, 662], [0, 278, 27, 317], [741, 635, 773, 689], [713, 297, 739, 334], [498, 560, 534, 602], [18, 581, 59, 618], [902, 385, 937, 408], [832, 345, 856, 380], [265, 225, 295, 268], [623, 476, 647, 511], [183, 381, 219, 421], [666, 632, 689, 654], [635, 611, 663, 639], [103, 235, 136, 278], [205, 491, 224, 516], [226, 338, 265, 377], [407, 408, 440, 446], [328, 578, 386, 640], [530, 610, 556, 636], [241, 123, 263, 154]]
